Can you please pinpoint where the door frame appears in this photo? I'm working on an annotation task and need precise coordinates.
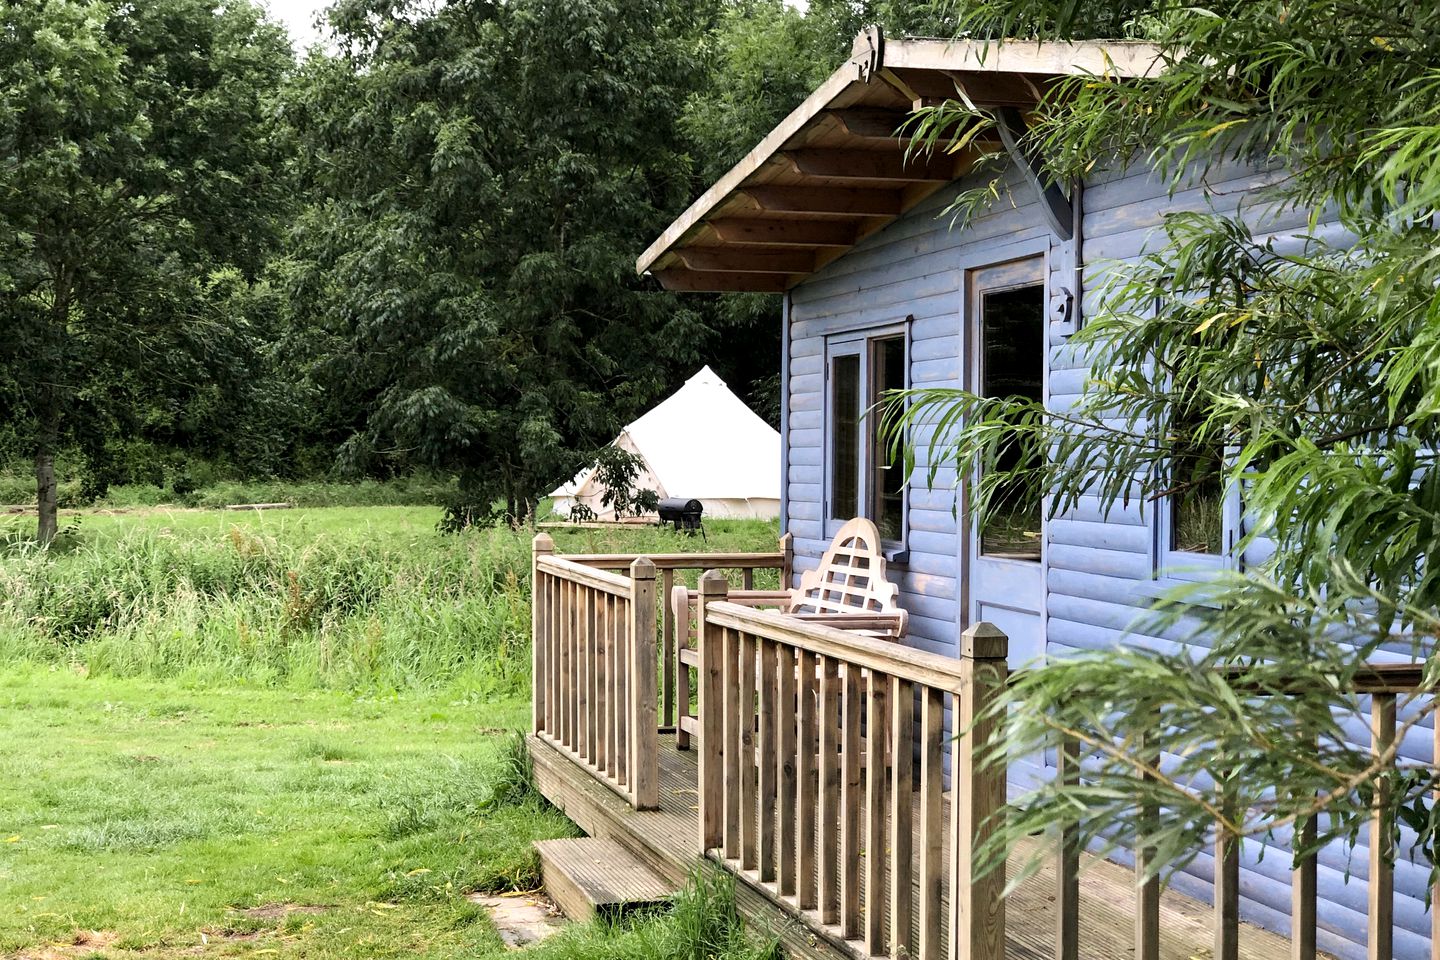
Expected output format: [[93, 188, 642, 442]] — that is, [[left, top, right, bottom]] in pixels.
[[957, 246, 1051, 656]]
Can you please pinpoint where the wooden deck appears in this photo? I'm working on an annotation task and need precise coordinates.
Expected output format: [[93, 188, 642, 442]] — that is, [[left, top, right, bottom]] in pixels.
[[530, 732, 1299, 960]]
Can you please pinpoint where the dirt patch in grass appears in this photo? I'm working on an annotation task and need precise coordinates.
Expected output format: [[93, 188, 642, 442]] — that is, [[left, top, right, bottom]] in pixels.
[[14, 929, 120, 959], [234, 904, 330, 921]]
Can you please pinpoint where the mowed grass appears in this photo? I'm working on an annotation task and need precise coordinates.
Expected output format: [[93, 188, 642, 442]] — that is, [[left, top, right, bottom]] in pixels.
[[0, 668, 575, 959], [0, 506, 784, 959]]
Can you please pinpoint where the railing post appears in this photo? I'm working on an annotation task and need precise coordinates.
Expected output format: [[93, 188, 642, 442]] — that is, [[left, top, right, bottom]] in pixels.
[[952, 620, 1008, 960], [696, 570, 728, 851], [531, 533, 555, 734], [628, 557, 658, 810]]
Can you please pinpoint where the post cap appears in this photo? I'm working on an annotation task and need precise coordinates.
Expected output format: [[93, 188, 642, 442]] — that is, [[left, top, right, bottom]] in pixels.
[[698, 569, 729, 595], [532, 532, 555, 553], [961, 621, 1008, 659], [630, 556, 656, 579]]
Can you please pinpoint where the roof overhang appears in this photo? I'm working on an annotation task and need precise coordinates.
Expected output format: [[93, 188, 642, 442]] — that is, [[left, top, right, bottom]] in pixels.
[[637, 29, 1164, 292]]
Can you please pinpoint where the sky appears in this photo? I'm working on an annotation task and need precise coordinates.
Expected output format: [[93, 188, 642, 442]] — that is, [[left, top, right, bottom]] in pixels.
[[260, 0, 331, 52]]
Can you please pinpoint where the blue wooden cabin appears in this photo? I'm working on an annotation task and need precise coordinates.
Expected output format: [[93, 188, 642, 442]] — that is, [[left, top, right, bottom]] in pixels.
[[636, 29, 1429, 960]]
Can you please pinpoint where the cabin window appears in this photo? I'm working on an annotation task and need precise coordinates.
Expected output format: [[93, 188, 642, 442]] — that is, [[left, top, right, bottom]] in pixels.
[[977, 282, 1046, 561], [830, 354, 861, 522], [825, 326, 909, 549], [1153, 292, 1241, 578], [1168, 405, 1225, 555]]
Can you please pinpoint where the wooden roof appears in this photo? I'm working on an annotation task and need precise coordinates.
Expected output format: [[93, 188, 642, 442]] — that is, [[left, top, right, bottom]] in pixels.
[[636, 30, 1163, 292]]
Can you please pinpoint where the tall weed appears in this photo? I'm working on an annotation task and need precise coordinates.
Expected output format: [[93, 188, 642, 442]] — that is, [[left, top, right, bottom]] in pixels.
[[0, 509, 778, 694]]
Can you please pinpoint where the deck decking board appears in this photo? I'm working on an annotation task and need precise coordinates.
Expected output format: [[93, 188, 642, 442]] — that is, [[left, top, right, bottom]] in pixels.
[[529, 733, 1304, 960]]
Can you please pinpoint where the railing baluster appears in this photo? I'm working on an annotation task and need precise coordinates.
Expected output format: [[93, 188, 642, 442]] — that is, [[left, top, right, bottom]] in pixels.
[[740, 628, 759, 870], [918, 687, 944, 960], [1291, 808, 1316, 960], [778, 643, 798, 898], [722, 623, 742, 858], [549, 573, 559, 735], [1215, 783, 1239, 960], [1056, 734, 1080, 960], [560, 578, 572, 748], [758, 636, 778, 883], [1370, 692, 1396, 960], [616, 596, 628, 786], [1135, 724, 1160, 960], [797, 648, 818, 911], [609, 594, 621, 779], [819, 654, 841, 925], [841, 664, 862, 940], [697, 571, 727, 852], [662, 568, 675, 730], [743, 567, 755, 590], [579, 585, 592, 763], [890, 676, 915, 960], [865, 669, 890, 955], [595, 587, 608, 771]]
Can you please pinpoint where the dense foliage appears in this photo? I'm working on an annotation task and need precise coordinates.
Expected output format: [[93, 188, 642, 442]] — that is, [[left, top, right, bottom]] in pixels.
[[0, 0, 296, 539], [894, 0, 1440, 886]]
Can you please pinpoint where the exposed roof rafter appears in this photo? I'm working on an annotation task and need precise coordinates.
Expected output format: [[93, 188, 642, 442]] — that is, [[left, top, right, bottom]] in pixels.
[[636, 30, 1164, 292]]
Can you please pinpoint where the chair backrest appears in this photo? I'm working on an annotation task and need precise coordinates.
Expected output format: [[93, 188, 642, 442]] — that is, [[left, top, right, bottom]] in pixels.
[[787, 517, 902, 617]]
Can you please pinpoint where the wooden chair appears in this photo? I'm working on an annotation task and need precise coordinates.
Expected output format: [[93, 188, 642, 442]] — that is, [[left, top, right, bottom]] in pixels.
[[672, 517, 908, 748]]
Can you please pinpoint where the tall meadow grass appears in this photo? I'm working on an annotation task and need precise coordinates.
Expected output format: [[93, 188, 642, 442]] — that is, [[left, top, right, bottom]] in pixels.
[[0, 508, 779, 695]]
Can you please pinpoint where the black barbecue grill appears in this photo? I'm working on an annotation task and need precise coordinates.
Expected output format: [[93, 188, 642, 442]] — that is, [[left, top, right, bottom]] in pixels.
[[657, 497, 704, 538]]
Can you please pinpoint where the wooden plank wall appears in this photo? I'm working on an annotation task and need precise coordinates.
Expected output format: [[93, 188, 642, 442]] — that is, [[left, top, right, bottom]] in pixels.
[[786, 156, 1432, 960]]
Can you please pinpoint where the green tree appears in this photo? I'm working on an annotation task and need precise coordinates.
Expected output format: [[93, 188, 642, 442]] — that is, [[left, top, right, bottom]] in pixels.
[[286, 0, 730, 522], [893, 0, 1440, 886], [0, 0, 295, 541]]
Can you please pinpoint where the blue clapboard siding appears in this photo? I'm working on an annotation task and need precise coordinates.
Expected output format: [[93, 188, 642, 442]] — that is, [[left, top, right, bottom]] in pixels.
[[781, 153, 1431, 960]]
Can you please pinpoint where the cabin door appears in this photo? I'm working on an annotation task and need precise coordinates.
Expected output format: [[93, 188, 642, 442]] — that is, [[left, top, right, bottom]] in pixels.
[[962, 257, 1046, 673]]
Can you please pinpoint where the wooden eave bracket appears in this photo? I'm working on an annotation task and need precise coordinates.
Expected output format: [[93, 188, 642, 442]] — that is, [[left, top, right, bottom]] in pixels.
[[994, 106, 1073, 241]]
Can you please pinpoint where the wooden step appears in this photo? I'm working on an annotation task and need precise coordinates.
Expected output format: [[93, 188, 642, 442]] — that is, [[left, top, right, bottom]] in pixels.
[[535, 837, 675, 922]]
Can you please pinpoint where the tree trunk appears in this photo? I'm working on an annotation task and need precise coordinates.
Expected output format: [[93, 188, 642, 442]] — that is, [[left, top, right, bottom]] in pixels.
[[35, 447, 57, 546]]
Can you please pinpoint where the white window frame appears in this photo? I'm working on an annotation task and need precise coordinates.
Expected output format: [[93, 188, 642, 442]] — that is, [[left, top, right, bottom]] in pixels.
[[1148, 291, 1244, 582], [823, 322, 910, 557]]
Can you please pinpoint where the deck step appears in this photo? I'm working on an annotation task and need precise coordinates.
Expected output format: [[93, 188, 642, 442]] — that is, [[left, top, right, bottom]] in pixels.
[[535, 837, 675, 922]]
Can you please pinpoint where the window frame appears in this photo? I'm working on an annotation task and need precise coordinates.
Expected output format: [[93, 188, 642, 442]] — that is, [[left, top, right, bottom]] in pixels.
[[970, 264, 1048, 564], [823, 321, 911, 557], [1150, 284, 1244, 580]]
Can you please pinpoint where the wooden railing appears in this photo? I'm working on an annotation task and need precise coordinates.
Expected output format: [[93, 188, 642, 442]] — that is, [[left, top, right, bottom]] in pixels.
[[693, 570, 1009, 960], [531, 535, 659, 809], [530, 533, 793, 811], [567, 536, 792, 731], [1052, 663, 1437, 960]]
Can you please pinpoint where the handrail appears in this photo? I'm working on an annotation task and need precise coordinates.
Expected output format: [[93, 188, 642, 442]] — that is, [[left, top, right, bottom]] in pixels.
[[1218, 661, 1437, 694], [705, 601, 971, 694], [535, 554, 632, 597], [567, 551, 788, 571]]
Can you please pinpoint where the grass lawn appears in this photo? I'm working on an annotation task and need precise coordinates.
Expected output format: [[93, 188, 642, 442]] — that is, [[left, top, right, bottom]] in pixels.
[[0, 668, 577, 959], [0, 506, 783, 960]]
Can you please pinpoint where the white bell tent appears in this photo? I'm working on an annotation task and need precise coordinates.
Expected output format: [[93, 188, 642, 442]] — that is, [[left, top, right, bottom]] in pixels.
[[549, 366, 780, 521]]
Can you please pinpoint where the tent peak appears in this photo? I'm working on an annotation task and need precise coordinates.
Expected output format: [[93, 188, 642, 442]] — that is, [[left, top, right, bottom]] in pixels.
[[686, 365, 724, 386]]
